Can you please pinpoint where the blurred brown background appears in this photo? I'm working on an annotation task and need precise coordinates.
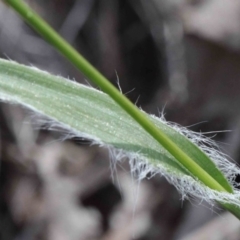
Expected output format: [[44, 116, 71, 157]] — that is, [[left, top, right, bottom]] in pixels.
[[1, 0, 240, 239]]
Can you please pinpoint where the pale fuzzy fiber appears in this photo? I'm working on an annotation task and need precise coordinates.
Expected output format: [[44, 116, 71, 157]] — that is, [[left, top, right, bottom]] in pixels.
[[26, 109, 240, 208]]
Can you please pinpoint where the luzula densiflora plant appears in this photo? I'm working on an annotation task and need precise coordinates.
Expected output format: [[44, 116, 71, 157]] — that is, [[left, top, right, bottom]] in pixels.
[[2, 0, 240, 218]]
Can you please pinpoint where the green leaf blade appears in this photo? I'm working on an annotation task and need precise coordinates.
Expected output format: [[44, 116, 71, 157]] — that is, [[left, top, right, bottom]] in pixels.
[[4, 0, 240, 219], [151, 117, 233, 192], [2, 59, 240, 218], [0, 59, 232, 184]]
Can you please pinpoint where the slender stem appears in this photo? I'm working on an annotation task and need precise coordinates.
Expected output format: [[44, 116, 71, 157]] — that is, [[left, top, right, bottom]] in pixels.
[[4, 0, 233, 194]]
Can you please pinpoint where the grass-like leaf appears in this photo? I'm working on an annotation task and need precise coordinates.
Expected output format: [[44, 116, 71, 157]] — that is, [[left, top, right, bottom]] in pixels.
[[1, 59, 240, 218], [3, 0, 240, 219]]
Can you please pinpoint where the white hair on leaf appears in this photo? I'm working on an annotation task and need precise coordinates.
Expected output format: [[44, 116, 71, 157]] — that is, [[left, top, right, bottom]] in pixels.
[[2, 98, 240, 208]]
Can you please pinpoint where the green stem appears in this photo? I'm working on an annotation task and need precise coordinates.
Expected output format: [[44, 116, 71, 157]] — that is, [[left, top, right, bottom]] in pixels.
[[4, 0, 237, 210]]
